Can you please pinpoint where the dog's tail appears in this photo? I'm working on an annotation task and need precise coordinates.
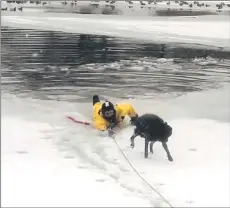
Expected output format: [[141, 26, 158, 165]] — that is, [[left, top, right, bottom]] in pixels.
[[163, 123, 172, 141]]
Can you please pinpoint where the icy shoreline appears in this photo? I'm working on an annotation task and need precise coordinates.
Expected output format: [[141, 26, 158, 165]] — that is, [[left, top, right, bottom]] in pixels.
[[2, 12, 230, 51]]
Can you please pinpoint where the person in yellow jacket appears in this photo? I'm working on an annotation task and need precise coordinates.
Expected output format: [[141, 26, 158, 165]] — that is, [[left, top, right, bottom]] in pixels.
[[92, 95, 138, 135]]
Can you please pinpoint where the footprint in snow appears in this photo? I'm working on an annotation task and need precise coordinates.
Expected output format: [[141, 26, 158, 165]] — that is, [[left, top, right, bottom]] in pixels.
[[64, 155, 75, 159], [41, 136, 51, 140], [77, 165, 93, 169], [155, 183, 164, 186], [119, 166, 130, 172], [186, 200, 194, 204], [139, 171, 146, 174], [189, 148, 197, 152], [63, 138, 70, 142], [16, 150, 28, 154], [95, 178, 107, 182]]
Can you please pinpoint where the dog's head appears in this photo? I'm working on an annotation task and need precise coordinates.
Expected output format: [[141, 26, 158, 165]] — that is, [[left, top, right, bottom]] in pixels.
[[131, 117, 150, 139]]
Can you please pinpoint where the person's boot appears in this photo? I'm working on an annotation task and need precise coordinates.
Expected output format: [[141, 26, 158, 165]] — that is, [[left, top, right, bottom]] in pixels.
[[93, 95, 100, 105]]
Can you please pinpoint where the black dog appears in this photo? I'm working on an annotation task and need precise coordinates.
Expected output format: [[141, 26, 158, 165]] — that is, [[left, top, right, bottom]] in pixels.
[[130, 113, 173, 162]]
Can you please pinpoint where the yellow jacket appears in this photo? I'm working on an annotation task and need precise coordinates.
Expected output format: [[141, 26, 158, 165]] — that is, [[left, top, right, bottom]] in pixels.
[[93, 102, 138, 131]]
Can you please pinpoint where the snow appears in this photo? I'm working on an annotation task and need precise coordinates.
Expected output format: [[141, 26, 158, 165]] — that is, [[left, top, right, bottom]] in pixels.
[[2, 117, 153, 207], [2, 85, 230, 207]]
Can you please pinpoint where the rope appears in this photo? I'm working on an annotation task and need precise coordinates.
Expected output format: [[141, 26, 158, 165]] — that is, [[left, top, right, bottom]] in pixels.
[[112, 137, 174, 208]]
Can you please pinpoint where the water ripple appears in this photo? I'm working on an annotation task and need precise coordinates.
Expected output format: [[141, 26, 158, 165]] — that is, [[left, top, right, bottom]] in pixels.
[[1, 26, 230, 101]]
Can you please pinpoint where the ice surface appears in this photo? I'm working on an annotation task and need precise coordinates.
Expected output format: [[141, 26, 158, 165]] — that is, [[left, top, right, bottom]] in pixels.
[[2, 11, 230, 50], [1, 117, 154, 207], [2, 86, 230, 207]]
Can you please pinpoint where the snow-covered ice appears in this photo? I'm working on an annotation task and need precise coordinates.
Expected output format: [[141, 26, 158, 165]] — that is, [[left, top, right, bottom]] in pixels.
[[1, 117, 153, 207], [1, 9, 230, 50], [2, 84, 230, 207]]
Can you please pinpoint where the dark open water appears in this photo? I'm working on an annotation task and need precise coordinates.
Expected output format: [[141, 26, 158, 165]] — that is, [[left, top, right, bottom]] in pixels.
[[1, 26, 230, 102]]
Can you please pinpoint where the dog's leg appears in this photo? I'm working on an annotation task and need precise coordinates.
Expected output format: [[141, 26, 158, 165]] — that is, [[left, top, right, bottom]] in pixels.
[[130, 135, 135, 148], [150, 141, 155, 154], [162, 142, 173, 162], [144, 138, 149, 159], [130, 132, 138, 148]]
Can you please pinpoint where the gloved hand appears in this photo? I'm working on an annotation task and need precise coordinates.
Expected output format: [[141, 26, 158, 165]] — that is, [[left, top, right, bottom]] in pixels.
[[108, 122, 118, 129], [108, 127, 115, 137]]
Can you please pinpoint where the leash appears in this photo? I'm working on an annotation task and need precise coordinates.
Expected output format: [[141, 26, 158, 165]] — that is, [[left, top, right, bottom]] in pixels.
[[66, 116, 173, 207], [66, 116, 91, 126], [111, 137, 174, 208]]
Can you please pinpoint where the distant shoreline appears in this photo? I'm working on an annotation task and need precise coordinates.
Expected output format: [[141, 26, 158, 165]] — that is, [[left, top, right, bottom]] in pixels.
[[2, 0, 230, 16]]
